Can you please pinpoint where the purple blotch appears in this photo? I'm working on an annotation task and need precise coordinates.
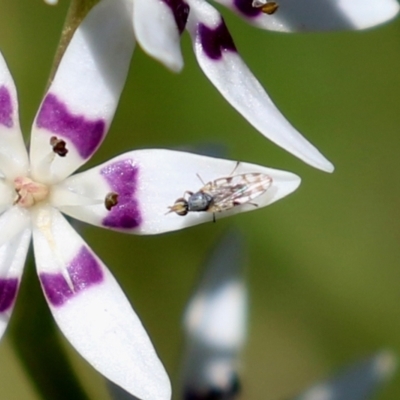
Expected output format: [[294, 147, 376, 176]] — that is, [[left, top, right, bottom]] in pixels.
[[199, 21, 237, 60], [162, 0, 190, 34], [101, 159, 142, 229], [0, 278, 18, 312], [36, 93, 106, 159], [39, 246, 103, 307], [0, 86, 13, 128], [234, 0, 262, 17]]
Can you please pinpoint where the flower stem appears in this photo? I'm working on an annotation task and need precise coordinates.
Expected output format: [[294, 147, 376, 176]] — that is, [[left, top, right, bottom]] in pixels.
[[9, 252, 90, 400], [47, 0, 100, 86]]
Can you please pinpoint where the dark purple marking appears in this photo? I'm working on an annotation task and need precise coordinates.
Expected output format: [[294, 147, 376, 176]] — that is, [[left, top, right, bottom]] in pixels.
[[101, 159, 142, 229], [39, 246, 103, 307], [233, 0, 262, 17], [0, 86, 13, 128], [0, 278, 18, 312], [36, 93, 106, 159], [199, 21, 237, 60], [161, 0, 190, 34]]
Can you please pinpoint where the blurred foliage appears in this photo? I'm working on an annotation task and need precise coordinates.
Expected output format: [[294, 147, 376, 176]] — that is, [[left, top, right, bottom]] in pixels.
[[0, 1, 399, 399]]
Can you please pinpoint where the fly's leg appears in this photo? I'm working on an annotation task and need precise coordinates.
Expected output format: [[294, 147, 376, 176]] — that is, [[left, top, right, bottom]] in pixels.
[[229, 161, 241, 176], [183, 191, 194, 200]]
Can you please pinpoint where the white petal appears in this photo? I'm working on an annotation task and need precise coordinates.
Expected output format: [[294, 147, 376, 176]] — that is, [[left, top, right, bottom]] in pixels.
[[0, 179, 14, 214], [51, 149, 301, 234], [31, 207, 170, 400], [0, 52, 29, 178], [181, 231, 246, 397], [214, 0, 399, 32], [184, 231, 247, 348], [0, 211, 31, 340], [133, 0, 186, 72], [30, 0, 135, 184], [186, 1, 334, 172], [0, 207, 31, 249]]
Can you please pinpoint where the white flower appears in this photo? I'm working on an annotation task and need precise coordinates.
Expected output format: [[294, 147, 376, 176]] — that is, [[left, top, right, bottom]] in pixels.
[[0, 1, 300, 399], [126, 0, 397, 173]]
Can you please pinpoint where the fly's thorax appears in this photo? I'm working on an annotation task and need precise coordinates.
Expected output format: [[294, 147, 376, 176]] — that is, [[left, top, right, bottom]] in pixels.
[[187, 191, 213, 212]]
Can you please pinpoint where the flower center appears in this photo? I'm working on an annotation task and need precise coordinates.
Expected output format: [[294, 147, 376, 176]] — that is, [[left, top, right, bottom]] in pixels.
[[14, 177, 49, 208]]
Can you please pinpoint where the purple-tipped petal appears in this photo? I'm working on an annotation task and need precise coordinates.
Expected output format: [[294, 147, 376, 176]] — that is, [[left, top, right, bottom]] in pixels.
[[133, 0, 187, 72], [32, 207, 171, 400], [0, 53, 29, 177], [51, 149, 300, 234], [0, 226, 31, 340], [186, 1, 333, 172], [30, 0, 135, 183], [213, 0, 399, 31]]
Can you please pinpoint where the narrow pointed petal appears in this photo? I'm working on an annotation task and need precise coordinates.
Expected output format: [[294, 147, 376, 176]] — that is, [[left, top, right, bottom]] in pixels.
[[51, 149, 300, 234], [0, 206, 31, 249], [133, 0, 188, 72], [0, 53, 29, 178], [0, 179, 15, 215], [182, 231, 246, 398], [32, 207, 170, 400], [186, 1, 334, 172], [293, 351, 397, 400], [30, 0, 135, 184], [214, 0, 399, 32], [0, 213, 31, 340]]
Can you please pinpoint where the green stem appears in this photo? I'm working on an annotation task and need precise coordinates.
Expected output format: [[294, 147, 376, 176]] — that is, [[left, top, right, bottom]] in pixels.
[[9, 252, 89, 400]]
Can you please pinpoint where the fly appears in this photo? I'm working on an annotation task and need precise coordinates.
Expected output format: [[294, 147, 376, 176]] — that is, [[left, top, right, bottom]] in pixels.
[[167, 167, 272, 222]]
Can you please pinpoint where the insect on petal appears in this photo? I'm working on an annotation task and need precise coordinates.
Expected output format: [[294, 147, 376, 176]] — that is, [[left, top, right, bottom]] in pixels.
[[213, 0, 399, 31], [52, 149, 300, 234]]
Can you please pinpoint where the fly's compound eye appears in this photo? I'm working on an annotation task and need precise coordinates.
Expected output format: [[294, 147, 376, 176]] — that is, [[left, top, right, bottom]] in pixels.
[[172, 198, 189, 216]]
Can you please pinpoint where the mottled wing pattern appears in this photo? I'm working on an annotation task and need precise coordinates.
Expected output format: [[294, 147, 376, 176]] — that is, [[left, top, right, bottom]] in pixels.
[[203, 173, 272, 212]]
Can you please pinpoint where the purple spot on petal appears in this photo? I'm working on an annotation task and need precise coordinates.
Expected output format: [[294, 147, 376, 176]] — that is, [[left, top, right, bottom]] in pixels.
[[234, 0, 262, 17], [39, 246, 103, 307], [161, 0, 190, 34], [0, 278, 18, 312], [0, 86, 13, 128], [36, 94, 105, 159], [101, 159, 142, 229], [199, 21, 237, 60]]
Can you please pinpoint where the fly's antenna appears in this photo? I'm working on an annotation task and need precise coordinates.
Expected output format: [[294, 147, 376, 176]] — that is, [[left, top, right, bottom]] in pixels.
[[196, 173, 206, 185]]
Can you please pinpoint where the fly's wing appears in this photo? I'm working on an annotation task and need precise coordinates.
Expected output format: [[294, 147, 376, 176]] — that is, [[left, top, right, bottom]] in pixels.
[[205, 173, 272, 212]]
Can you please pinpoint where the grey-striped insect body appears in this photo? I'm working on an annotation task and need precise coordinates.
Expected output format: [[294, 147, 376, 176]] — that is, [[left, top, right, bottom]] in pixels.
[[168, 172, 272, 220]]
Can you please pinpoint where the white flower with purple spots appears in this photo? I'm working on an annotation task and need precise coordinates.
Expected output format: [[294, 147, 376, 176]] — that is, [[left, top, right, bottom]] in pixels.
[[134, 0, 398, 173], [0, 0, 300, 399]]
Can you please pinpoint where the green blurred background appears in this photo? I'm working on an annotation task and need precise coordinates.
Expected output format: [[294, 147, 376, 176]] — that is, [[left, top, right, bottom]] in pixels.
[[0, 1, 400, 399]]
